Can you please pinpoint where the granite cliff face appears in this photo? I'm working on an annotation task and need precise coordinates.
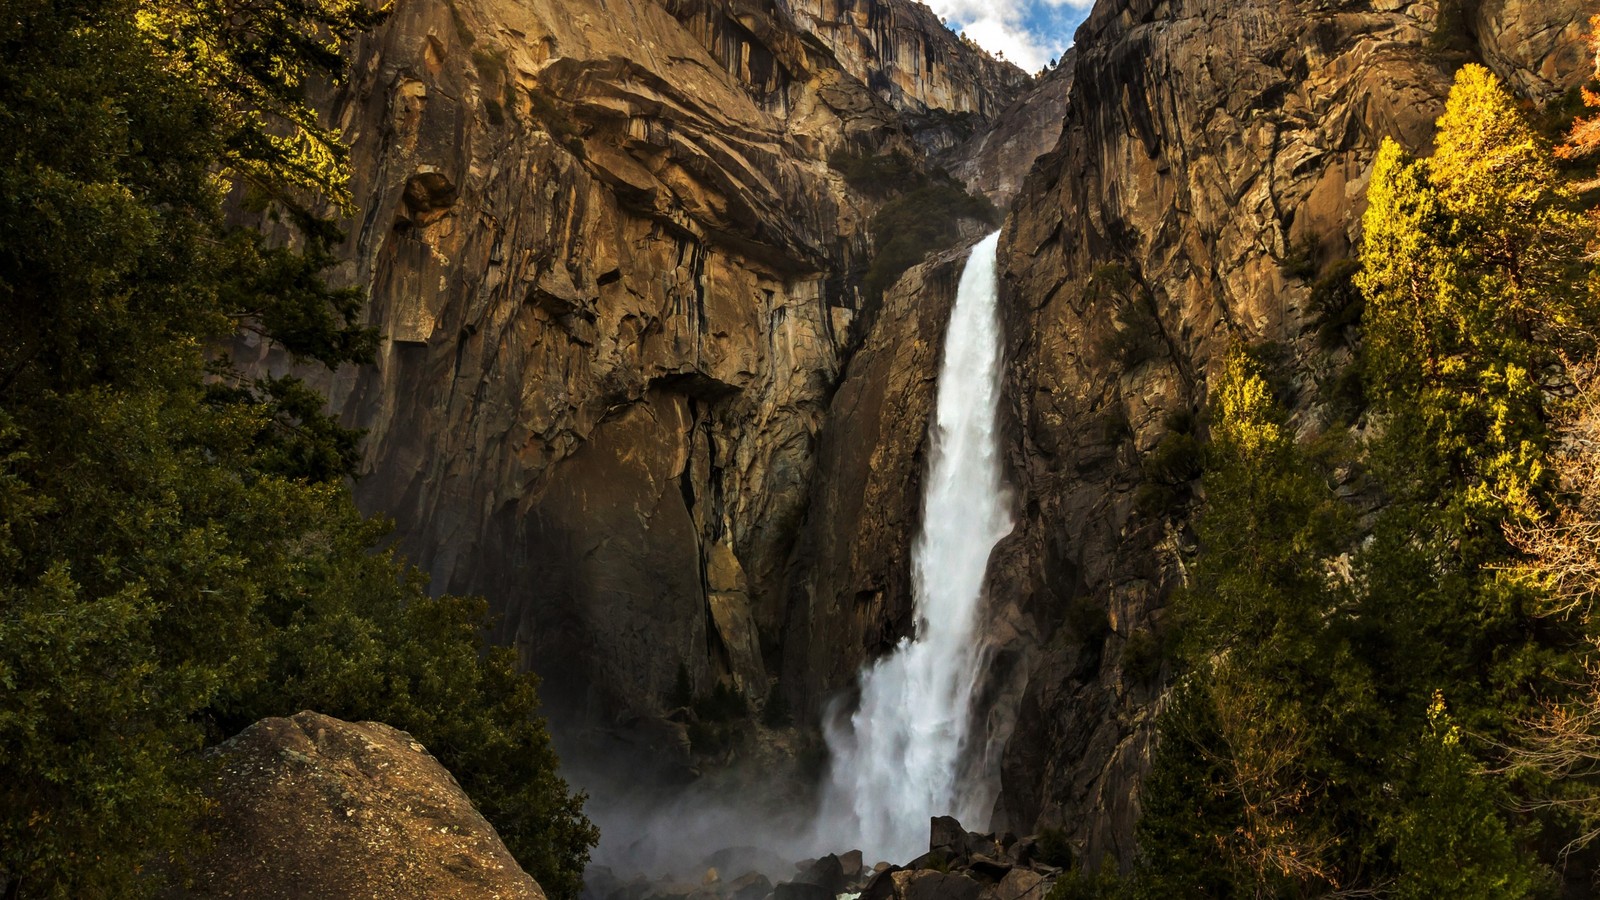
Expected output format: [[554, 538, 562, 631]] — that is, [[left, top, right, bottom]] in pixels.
[[945, 57, 1074, 209], [246, 0, 1593, 868], [235, 0, 1030, 740], [992, 0, 1592, 865]]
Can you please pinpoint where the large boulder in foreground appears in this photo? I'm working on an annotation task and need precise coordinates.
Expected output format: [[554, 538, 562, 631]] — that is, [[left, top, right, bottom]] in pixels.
[[172, 711, 542, 899]]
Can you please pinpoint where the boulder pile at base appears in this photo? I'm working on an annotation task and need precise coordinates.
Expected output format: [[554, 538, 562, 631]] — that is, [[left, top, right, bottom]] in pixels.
[[585, 817, 1064, 900]]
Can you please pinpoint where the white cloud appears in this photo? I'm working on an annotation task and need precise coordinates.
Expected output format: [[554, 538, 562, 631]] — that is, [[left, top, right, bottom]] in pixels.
[[923, 0, 1081, 71], [957, 16, 1053, 70]]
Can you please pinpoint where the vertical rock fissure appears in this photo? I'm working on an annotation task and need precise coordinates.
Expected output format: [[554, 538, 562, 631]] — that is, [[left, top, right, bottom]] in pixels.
[[816, 232, 1014, 862]]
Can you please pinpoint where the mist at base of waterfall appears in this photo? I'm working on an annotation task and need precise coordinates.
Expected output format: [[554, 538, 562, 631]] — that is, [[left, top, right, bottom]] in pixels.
[[573, 233, 1016, 890]]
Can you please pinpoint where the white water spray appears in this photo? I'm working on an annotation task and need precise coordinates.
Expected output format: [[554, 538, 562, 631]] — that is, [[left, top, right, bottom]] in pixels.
[[818, 232, 1014, 863]]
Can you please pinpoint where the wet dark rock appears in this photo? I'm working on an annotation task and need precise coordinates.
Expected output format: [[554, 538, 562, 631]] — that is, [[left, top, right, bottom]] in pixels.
[[701, 846, 792, 880], [728, 873, 775, 900], [928, 817, 968, 855], [860, 865, 903, 900], [983, 869, 1043, 900], [966, 856, 1011, 883], [653, 883, 703, 900], [838, 850, 865, 881], [892, 871, 982, 900], [795, 854, 847, 895], [1003, 838, 1036, 868]]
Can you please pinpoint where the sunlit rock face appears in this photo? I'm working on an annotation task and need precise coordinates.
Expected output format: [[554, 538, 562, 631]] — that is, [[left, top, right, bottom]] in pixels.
[[232, 0, 1031, 741], [994, 0, 1591, 867]]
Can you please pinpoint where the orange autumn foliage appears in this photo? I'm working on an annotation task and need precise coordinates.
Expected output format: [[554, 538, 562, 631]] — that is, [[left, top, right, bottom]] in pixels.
[[1557, 16, 1600, 160]]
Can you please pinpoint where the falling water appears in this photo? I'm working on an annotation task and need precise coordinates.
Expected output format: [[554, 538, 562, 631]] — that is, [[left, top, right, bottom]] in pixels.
[[818, 232, 1014, 863]]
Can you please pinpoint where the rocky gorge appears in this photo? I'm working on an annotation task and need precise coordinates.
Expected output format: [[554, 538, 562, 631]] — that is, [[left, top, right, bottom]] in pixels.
[[234, 0, 1599, 883]]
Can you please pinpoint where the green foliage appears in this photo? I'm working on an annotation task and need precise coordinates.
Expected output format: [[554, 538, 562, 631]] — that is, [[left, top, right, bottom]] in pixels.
[[135, 0, 388, 210], [1135, 410, 1202, 516], [1355, 66, 1592, 726], [1132, 679, 1248, 897], [0, 1, 595, 895], [1134, 64, 1599, 896], [828, 147, 996, 303], [1035, 826, 1075, 868], [1120, 629, 1163, 683], [1384, 694, 1540, 899], [1089, 265, 1167, 370], [1177, 348, 1351, 657], [1282, 234, 1321, 280], [863, 182, 998, 304], [829, 150, 923, 196], [1047, 863, 1124, 900]]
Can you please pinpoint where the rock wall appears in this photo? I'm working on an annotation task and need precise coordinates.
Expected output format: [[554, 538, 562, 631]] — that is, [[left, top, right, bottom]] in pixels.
[[993, 0, 1592, 866], [235, 0, 1029, 736]]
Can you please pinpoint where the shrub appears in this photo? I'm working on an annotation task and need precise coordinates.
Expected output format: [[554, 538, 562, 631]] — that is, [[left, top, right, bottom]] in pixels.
[[1121, 628, 1163, 683], [1309, 258, 1363, 349], [862, 182, 997, 303], [1036, 826, 1075, 868], [829, 149, 923, 196], [1088, 265, 1165, 369]]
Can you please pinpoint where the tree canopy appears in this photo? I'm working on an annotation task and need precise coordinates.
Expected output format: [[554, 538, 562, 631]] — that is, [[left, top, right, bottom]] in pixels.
[[1119, 64, 1600, 897], [0, 0, 595, 896]]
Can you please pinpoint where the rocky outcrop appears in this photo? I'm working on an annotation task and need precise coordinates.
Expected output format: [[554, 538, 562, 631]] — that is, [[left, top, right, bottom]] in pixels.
[[993, 0, 1591, 868], [235, 0, 1028, 734], [787, 0, 1031, 154], [1473, 0, 1594, 99], [944, 56, 1074, 210], [174, 712, 541, 899]]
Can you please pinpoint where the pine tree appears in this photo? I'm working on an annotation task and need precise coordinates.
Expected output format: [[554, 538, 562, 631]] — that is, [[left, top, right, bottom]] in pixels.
[[1133, 65, 1593, 895]]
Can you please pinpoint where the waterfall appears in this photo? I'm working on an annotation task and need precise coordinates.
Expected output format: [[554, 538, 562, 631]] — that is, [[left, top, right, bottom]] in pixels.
[[818, 231, 1014, 863]]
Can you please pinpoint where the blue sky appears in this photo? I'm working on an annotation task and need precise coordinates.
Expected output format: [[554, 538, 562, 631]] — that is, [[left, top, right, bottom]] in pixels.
[[928, 0, 1095, 72]]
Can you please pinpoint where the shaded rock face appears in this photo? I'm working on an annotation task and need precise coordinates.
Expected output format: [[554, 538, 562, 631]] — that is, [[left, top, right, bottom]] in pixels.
[[234, 0, 1028, 731], [175, 712, 541, 899], [778, 239, 966, 712], [994, 0, 1590, 867]]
